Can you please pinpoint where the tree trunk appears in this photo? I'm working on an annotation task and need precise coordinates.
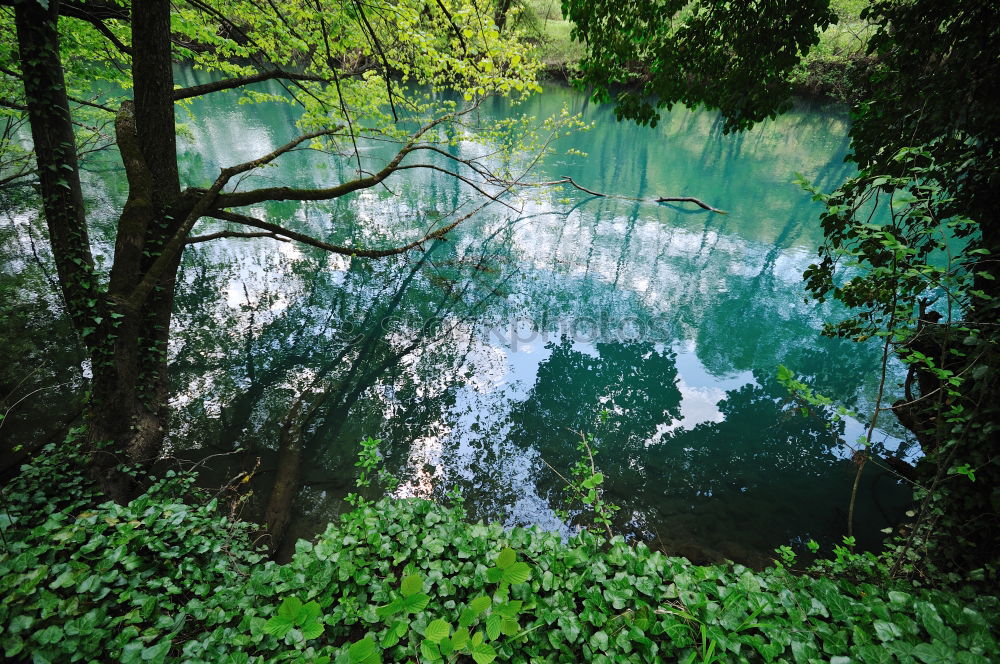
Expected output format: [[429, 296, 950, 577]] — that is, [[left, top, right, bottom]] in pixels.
[[13, 0, 96, 333], [88, 0, 184, 501], [16, 0, 185, 502]]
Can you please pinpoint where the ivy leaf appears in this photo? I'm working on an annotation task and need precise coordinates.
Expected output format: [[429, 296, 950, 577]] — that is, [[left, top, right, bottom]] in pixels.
[[913, 641, 954, 664]]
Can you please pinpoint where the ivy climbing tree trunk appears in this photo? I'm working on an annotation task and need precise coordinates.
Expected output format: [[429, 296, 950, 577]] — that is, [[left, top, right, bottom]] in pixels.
[[86, 0, 183, 499], [14, 0, 182, 502]]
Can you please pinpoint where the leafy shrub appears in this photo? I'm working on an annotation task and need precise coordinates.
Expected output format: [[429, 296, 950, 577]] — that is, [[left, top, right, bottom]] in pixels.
[[1, 440, 998, 663]]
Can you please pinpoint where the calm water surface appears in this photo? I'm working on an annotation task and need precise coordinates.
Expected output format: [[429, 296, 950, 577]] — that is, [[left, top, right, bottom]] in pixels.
[[11, 71, 915, 563]]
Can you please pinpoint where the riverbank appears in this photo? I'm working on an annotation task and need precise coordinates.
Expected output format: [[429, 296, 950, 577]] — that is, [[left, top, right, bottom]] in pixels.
[[1, 438, 997, 663], [528, 0, 875, 105]]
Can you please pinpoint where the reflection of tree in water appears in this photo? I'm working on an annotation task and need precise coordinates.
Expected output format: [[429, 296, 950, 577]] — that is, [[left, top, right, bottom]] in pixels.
[[167, 220, 522, 556], [510, 338, 682, 448], [0, 206, 85, 470], [598, 366, 906, 565]]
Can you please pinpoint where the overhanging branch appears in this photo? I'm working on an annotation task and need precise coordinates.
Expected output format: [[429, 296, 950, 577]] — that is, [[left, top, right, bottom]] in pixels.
[[208, 206, 483, 258], [186, 230, 288, 244], [172, 70, 328, 101]]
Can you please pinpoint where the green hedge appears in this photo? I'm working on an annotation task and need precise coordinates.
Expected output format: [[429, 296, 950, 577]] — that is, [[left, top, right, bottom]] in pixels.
[[1, 443, 997, 663]]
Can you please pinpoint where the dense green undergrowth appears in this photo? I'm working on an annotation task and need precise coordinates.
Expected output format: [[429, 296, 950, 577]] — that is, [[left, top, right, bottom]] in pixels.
[[1, 439, 997, 664]]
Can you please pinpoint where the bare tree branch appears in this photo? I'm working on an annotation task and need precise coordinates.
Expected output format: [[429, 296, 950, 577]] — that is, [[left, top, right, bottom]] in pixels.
[[208, 205, 483, 258], [186, 230, 288, 244], [172, 70, 328, 101], [522, 175, 728, 213], [211, 112, 458, 208]]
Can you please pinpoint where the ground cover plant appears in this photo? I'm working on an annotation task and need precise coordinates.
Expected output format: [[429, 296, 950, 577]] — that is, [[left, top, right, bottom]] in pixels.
[[1, 437, 997, 663]]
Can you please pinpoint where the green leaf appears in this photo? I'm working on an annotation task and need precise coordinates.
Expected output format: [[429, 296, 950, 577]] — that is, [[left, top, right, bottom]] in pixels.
[[401, 574, 424, 597], [501, 618, 519, 636], [376, 598, 404, 619], [262, 615, 293, 638], [452, 627, 470, 650], [913, 641, 954, 664], [296, 600, 322, 626], [141, 640, 171, 663], [349, 637, 378, 663], [420, 639, 442, 661], [277, 597, 303, 621], [497, 600, 522, 619], [425, 619, 451, 643], [459, 608, 477, 628], [502, 561, 531, 585], [469, 595, 492, 615], [486, 613, 502, 641], [471, 642, 497, 664], [590, 630, 610, 652], [496, 548, 516, 569], [301, 620, 324, 640], [873, 620, 902, 642], [404, 592, 430, 613]]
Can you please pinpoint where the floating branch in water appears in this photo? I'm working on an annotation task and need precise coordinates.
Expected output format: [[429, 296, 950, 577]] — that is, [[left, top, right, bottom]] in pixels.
[[523, 175, 727, 214]]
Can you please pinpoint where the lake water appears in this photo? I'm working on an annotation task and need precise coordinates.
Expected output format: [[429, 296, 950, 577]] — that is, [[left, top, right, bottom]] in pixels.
[[5, 71, 914, 564]]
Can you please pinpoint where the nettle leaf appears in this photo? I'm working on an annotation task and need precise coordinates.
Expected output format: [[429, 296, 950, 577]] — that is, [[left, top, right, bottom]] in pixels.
[[452, 627, 470, 650], [425, 619, 451, 643], [401, 574, 424, 597], [262, 615, 293, 638], [376, 597, 405, 619], [471, 641, 497, 664], [420, 639, 441, 662], [348, 637, 379, 663], [404, 592, 431, 613], [496, 548, 516, 570], [486, 613, 502, 641], [497, 600, 522, 619], [469, 596, 492, 615], [502, 562, 531, 585]]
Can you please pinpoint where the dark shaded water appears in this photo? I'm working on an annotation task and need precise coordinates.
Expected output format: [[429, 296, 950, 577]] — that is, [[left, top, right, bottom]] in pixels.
[[0, 72, 913, 564]]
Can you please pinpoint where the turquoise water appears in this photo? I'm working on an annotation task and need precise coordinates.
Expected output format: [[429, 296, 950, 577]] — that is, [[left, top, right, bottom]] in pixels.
[[8, 71, 913, 564]]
